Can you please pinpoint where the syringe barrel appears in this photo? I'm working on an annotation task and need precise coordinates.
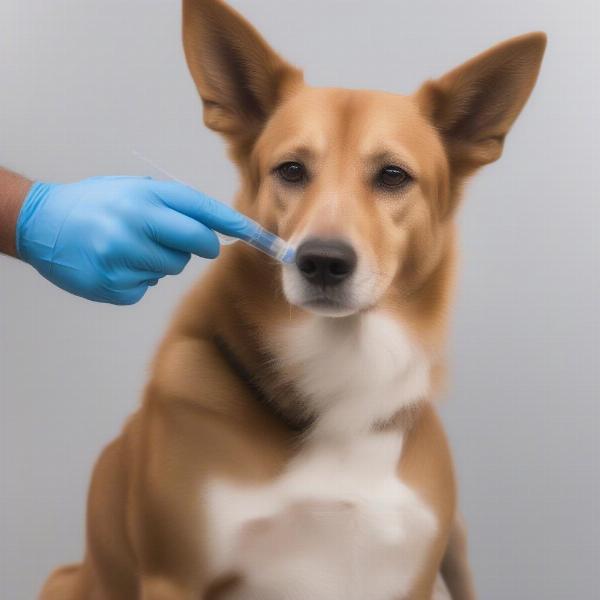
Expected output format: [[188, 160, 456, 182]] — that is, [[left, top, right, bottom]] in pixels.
[[242, 221, 296, 263]]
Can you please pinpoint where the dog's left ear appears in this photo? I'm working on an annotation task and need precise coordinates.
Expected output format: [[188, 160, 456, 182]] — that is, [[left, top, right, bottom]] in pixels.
[[417, 32, 546, 174], [182, 0, 303, 153]]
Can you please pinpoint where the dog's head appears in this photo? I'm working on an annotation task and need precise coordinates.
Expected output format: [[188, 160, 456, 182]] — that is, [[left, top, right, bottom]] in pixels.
[[183, 0, 545, 318]]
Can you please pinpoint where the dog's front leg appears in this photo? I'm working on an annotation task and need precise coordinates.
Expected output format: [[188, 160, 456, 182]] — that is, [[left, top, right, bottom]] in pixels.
[[129, 334, 293, 599], [440, 515, 477, 600]]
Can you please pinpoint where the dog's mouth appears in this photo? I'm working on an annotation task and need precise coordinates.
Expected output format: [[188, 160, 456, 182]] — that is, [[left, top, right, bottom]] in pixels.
[[301, 295, 358, 317], [285, 279, 374, 317], [282, 264, 384, 318]]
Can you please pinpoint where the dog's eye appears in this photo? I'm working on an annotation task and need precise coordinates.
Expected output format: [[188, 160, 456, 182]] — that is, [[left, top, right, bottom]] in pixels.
[[377, 165, 412, 189], [275, 161, 307, 184]]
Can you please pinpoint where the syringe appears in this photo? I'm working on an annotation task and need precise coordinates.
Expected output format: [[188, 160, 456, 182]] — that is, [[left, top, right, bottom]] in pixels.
[[132, 151, 295, 264], [217, 222, 296, 264]]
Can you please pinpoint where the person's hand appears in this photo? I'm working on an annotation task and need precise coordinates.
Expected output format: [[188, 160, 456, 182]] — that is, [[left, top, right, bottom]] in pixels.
[[16, 176, 251, 304]]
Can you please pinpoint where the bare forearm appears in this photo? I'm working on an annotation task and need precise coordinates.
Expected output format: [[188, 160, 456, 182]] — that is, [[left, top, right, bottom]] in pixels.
[[0, 167, 32, 257]]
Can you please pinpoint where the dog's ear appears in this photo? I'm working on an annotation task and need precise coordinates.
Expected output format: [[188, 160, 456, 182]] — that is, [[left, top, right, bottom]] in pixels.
[[182, 0, 303, 151], [417, 32, 546, 174]]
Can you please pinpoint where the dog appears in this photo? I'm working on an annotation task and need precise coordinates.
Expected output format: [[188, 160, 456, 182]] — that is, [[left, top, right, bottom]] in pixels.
[[40, 1, 545, 598]]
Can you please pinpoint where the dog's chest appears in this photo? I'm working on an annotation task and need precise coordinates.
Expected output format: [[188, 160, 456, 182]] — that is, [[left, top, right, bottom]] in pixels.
[[205, 433, 437, 600], [270, 311, 431, 437]]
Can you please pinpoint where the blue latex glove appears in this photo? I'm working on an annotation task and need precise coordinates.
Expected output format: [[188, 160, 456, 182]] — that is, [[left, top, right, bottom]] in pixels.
[[16, 176, 251, 304]]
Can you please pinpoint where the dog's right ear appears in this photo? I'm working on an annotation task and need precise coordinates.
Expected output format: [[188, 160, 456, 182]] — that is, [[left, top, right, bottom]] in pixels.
[[182, 0, 303, 151]]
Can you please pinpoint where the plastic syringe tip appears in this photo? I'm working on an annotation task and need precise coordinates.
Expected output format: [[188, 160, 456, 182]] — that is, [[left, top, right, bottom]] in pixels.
[[238, 220, 296, 264], [218, 221, 295, 264]]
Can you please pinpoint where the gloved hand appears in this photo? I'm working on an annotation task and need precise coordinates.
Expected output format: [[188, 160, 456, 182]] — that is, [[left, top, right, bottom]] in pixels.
[[16, 176, 251, 304]]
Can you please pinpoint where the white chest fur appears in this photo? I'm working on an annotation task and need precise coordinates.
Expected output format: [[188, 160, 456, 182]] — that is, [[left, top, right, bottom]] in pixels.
[[270, 311, 431, 438], [206, 432, 437, 600], [203, 312, 436, 598]]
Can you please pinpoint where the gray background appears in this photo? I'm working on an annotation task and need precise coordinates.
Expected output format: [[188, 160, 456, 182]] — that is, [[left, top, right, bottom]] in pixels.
[[1, 0, 598, 598]]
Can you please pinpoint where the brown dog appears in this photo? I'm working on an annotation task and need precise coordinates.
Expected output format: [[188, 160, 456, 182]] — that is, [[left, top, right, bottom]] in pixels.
[[40, 1, 545, 598]]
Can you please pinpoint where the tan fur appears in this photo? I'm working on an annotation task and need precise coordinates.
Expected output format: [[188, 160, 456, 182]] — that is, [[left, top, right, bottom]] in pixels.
[[39, 1, 545, 598]]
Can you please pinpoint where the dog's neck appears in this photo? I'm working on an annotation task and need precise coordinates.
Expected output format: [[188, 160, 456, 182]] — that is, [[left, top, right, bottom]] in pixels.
[[267, 312, 433, 440], [199, 242, 453, 439]]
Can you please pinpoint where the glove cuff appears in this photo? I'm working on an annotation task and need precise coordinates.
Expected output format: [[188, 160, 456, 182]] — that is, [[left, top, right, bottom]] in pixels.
[[15, 181, 57, 263]]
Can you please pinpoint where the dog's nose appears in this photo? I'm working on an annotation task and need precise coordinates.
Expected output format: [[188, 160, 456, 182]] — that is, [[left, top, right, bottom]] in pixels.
[[295, 239, 357, 286]]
